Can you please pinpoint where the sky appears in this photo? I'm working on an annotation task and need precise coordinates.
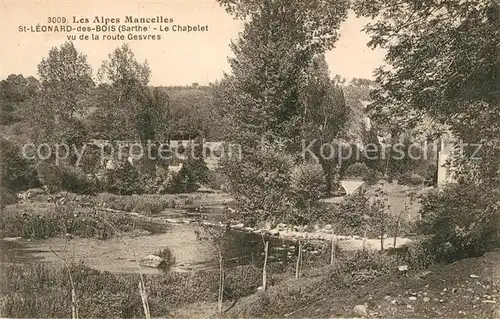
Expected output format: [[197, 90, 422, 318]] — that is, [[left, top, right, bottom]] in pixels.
[[0, 0, 385, 86]]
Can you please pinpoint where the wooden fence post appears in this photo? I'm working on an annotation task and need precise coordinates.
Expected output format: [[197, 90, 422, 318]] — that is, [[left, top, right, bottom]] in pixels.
[[262, 241, 269, 291]]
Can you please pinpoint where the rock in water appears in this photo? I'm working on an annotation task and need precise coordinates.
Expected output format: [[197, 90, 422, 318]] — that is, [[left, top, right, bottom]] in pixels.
[[139, 255, 165, 268], [353, 305, 368, 317]]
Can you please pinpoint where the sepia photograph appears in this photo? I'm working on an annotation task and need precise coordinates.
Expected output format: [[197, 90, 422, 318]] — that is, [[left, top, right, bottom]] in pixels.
[[0, 0, 499, 318]]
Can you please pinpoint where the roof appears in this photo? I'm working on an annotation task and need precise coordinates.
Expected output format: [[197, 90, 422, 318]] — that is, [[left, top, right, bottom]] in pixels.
[[339, 180, 365, 195]]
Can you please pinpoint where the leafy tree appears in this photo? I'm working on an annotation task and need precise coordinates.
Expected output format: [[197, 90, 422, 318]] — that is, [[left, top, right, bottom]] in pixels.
[[354, 0, 500, 185], [217, 0, 350, 150], [418, 183, 500, 262], [95, 45, 169, 142], [167, 139, 210, 193], [0, 74, 39, 124], [26, 42, 93, 148], [216, 0, 350, 217], [0, 137, 39, 191], [301, 55, 350, 193]]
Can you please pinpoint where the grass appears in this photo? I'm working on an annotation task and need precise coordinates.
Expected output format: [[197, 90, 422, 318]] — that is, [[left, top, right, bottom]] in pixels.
[[0, 262, 289, 318], [0, 200, 142, 239], [95, 192, 231, 215], [227, 250, 400, 318]]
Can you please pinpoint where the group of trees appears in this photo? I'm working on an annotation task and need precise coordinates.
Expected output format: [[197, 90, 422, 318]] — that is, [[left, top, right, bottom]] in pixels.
[[2, 0, 498, 252], [352, 0, 500, 261], [0, 42, 213, 196], [212, 0, 354, 222]]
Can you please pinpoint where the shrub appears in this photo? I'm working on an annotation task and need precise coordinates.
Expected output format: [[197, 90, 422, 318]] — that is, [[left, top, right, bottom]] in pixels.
[[395, 241, 436, 270], [36, 162, 64, 193], [153, 247, 176, 270], [102, 161, 143, 195], [1, 137, 39, 191], [220, 146, 296, 222], [423, 164, 438, 186], [0, 187, 18, 208], [344, 162, 370, 179], [290, 162, 325, 204], [36, 163, 97, 194], [398, 172, 425, 186], [417, 182, 500, 263], [61, 167, 97, 194], [205, 170, 227, 190]]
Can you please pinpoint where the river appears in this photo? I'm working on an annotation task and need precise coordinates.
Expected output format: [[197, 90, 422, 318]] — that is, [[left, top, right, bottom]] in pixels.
[[0, 222, 298, 275]]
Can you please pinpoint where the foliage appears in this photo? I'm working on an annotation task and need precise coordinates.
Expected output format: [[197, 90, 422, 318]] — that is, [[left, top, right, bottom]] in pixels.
[[0, 74, 39, 124], [0, 260, 288, 319], [331, 188, 395, 238], [26, 42, 93, 145], [221, 145, 296, 222], [416, 182, 500, 263], [165, 86, 213, 140], [354, 0, 500, 186], [395, 241, 437, 270], [96, 192, 176, 213], [166, 143, 209, 193], [423, 164, 438, 186], [231, 249, 398, 318], [215, 0, 349, 149], [397, 172, 426, 186], [36, 162, 96, 194], [0, 137, 39, 191], [205, 170, 227, 191], [344, 162, 371, 179], [0, 187, 18, 209], [93, 44, 169, 142], [102, 161, 143, 195], [290, 162, 326, 206], [0, 199, 138, 239]]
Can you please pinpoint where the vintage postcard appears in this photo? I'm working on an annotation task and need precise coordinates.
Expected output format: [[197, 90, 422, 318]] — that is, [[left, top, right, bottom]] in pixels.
[[1, 0, 499, 318]]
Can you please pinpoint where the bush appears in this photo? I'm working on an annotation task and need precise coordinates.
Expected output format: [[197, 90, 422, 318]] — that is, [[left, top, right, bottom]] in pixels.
[[331, 189, 395, 238], [153, 247, 176, 270], [220, 146, 295, 222], [0, 187, 18, 208], [102, 161, 143, 195], [398, 172, 425, 186], [344, 162, 370, 179], [417, 183, 500, 263], [395, 241, 436, 270], [1, 137, 39, 191], [61, 167, 97, 194], [36, 162, 64, 193], [290, 162, 326, 204], [36, 163, 97, 194], [205, 170, 227, 190]]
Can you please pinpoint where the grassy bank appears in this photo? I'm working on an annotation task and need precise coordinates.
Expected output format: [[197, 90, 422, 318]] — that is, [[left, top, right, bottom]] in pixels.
[[227, 250, 400, 317], [0, 200, 144, 239], [0, 262, 289, 318]]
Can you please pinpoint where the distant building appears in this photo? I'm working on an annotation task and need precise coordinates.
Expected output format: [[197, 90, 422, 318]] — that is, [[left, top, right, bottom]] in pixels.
[[338, 179, 366, 196]]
